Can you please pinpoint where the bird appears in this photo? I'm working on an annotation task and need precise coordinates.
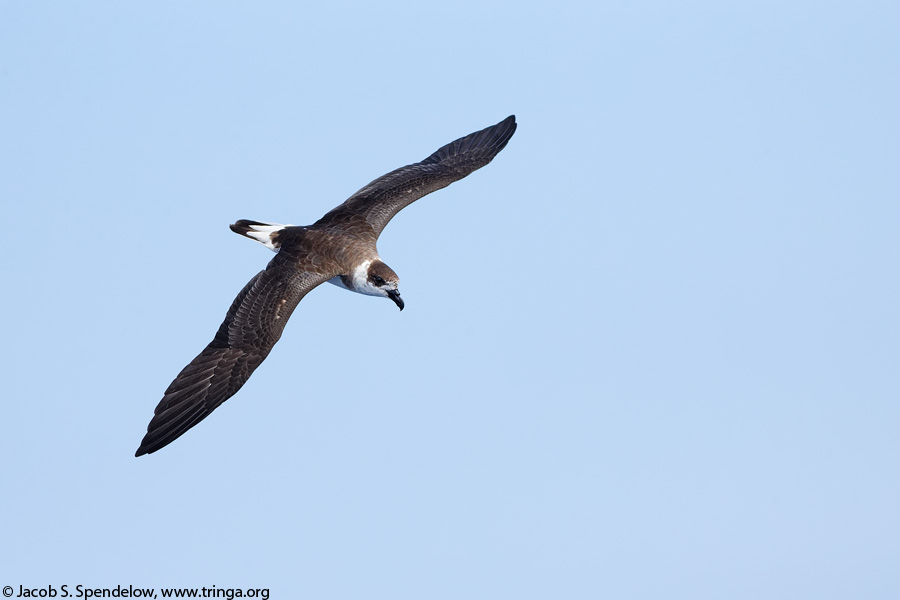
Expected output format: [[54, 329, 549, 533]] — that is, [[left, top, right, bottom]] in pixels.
[[135, 115, 517, 456]]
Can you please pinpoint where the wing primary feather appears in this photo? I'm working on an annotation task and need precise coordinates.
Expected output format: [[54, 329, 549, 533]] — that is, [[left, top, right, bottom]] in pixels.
[[422, 115, 516, 166], [315, 115, 517, 235], [135, 260, 330, 456]]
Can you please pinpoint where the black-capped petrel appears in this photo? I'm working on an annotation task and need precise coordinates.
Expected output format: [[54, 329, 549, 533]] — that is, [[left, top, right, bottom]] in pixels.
[[135, 115, 516, 456]]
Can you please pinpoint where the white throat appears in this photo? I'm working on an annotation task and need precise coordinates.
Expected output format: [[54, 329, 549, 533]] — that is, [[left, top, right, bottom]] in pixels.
[[349, 260, 374, 293], [327, 259, 382, 296]]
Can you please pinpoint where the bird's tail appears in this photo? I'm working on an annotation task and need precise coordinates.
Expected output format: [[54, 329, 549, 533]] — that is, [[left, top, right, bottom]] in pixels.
[[229, 220, 291, 251]]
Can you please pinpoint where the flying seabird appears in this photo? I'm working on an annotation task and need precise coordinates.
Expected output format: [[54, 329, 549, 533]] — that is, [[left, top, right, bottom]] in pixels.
[[135, 115, 517, 456]]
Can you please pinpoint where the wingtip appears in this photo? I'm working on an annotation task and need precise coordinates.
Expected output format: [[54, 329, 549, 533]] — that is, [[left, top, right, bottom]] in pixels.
[[487, 114, 517, 150], [502, 114, 517, 138], [498, 114, 516, 130]]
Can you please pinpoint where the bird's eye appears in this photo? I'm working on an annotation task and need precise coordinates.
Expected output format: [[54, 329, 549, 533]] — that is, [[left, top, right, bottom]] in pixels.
[[372, 276, 386, 286]]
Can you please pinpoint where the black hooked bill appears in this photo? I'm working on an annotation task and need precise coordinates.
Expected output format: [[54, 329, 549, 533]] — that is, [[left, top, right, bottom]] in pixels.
[[387, 289, 404, 311]]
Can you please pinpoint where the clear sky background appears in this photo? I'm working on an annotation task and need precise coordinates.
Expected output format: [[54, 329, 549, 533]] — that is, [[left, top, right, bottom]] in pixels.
[[2, 1, 899, 598]]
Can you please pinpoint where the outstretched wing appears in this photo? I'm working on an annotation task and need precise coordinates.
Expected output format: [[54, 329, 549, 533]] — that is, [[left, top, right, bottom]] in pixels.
[[314, 115, 516, 236], [135, 252, 331, 456]]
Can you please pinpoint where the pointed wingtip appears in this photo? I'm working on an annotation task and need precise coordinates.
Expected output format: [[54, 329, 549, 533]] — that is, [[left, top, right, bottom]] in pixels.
[[486, 114, 517, 151]]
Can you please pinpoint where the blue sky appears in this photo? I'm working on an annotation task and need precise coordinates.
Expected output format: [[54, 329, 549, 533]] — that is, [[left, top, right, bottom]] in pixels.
[[2, 1, 899, 598]]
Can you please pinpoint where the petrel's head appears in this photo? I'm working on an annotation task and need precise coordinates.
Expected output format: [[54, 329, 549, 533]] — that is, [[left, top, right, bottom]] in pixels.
[[365, 260, 404, 311]]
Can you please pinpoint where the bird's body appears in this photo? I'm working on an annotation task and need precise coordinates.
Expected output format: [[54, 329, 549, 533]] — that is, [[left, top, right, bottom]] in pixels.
[[136, 115, 516, 456]]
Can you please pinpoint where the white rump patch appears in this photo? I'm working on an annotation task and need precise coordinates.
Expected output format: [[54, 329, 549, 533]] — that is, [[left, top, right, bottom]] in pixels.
[[245, 222, 292, 251]]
